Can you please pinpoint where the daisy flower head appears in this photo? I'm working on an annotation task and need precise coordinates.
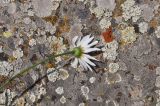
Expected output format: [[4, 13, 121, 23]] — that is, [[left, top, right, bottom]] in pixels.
[[71, 35, 100, 71]]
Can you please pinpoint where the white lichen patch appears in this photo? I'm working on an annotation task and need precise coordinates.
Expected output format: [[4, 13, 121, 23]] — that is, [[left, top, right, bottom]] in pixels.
[[102, 40, 119, 60], [90, 7, 104, 18], [13, 48, 24, 59], [47, 68, 69, 82], [60, 96, 66, 104], [46, 36, 66, 63], [156, 76, 160, 88], [23, 17, 31, 24], [11, 59, 23, 75], [59, 69, 69, 80], [55, 86, 64, 95], [36, 86, 47, 99], [120, 26, 138, 45], [81, 85, 89, 95], [156, 67, 160, 75], [0, 61, 13, 76], [14, 38, 24, 48], [28, 92, 36, 103], [29, 38, 36, 46], [89, 77, 96, 83], [154, 4, 160, 14], [97, 96, 103, 102], [156, 102, 160, 106], [103, 50, 118, 61], [108, 63, 119, 73], [36, 35, 47, 44], [28, 10, 35, 16], [47, 68, 59, 82], [0, 89, 16, 105], [104, 10, 113, 18], [52, 1, 60, 11], [155, 26, 160, 38], [45, 22, 56, 34], [81, 85, 89, 99], [0, 91, 6, 104], [103, 40, 119, 51], [106, 73, 122, 84], [99, 18, 111, 30], [155, 90, 160, 103], [121, 0, 141, 22], [138, 22, 148, 34], [79, 103, 85, 106]]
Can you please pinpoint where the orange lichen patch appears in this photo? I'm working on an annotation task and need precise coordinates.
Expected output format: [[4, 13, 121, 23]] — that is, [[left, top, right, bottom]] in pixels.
[[63, 55, 70, 60], [43, 16, 58, 25], [20, 43, 29, 57], [145, 64, 157, 70], [113, 0, 125, 17], [59, 16, 70, 33], [129, 85, 142, 99], [46, 63, 54, 68], [0, 75, 16, 90], [149, 18, 158, 28], [16, 97, 26, 106], [119, 40, 126, 46], [8, 56, 16, 62], [102, 27, 114, 43]]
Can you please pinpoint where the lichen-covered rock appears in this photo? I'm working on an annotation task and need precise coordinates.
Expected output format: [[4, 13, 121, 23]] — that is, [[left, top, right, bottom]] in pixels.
[[96, 0, 116, 11], [138, 22, 148, 34], [140, 4, 154, 22], [120, 26, 138, 45], [102, 40, 119, 60], [0, 0, 159, 106], [32, 0, 54, 17], [108, 62, 119, 73], [121, 0, 141, 22]]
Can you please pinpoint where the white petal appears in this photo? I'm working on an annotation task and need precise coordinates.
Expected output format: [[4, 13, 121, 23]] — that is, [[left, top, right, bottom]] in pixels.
[[71, 58, 78, 68], [81, 55, 96, 66], [76, 36, 82, 46], [80, 40, 88, 47], [72, 36, 78, 46], [81, 59, 93, 71], [79, 58, 94, 71], [79, 35, 94, 47], [86, 41, 98, 48], [83, 54, 98, 61], [81, 35, 91, 44], [79, 59, 88, 70], [84, 48, 101, 53]]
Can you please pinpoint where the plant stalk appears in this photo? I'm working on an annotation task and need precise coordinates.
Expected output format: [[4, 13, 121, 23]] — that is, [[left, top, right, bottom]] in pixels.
[[0, 51, 73, 92]]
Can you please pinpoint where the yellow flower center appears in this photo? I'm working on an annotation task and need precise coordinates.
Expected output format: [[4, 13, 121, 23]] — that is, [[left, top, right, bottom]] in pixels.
[[72, 47, 83, 58]]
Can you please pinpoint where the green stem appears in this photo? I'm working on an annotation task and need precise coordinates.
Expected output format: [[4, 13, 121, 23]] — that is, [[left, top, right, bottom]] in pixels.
[[0, 51, 73, 92]]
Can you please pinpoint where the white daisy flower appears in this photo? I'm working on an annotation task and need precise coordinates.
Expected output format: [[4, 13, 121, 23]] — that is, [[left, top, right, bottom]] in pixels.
[[71, 35, 100, 71]]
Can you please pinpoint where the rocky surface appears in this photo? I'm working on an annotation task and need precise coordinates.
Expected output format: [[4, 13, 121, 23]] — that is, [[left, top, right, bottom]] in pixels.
[[0, 0, 160, 106]]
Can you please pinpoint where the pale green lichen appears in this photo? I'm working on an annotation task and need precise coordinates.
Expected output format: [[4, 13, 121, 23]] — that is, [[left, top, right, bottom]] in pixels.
[[120, 26, 138, 46]]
